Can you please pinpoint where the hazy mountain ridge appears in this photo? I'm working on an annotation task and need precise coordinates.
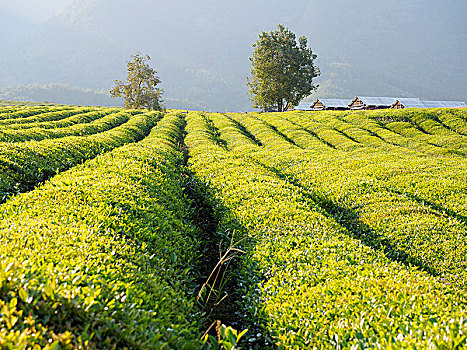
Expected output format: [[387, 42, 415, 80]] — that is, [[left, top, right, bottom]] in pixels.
[[1, 0, 465, 109]]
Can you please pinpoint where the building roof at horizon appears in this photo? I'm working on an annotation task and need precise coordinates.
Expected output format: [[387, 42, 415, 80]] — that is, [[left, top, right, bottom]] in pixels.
[[355, 97, 398, 106], [315, 99, 352, 108], [421, 100, 467, 108], [395, 98, 426, 108], [296, 97, 467, 110]]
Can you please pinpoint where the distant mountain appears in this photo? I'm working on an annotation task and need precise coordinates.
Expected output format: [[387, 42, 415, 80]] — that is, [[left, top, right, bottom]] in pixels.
[[0, 0, 466, 110], [0, 84, 117, 106]]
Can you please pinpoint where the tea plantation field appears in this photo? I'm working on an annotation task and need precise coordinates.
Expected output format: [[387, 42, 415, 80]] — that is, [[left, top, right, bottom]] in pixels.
[[1, 104, 466, 349]]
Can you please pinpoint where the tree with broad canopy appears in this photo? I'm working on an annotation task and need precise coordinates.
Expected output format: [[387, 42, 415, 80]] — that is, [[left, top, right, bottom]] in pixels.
[[110, 52, 164, 110], [248, 25, 320, 112]]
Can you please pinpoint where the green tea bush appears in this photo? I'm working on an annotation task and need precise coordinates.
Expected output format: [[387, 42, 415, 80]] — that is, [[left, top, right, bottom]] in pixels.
[[0, 110, 128, 142], [0, 111, 158, 200], [341, 112, 453, 157], [0, 106, 94, 126], [186, 111, 467, 348], [0, 108, 120, 131], [234, 112, 467, 286], [0, 105, 74, 121], [0, 113, 203, 349], [365, 108, 467, 156], [0, 106, 24, 117]]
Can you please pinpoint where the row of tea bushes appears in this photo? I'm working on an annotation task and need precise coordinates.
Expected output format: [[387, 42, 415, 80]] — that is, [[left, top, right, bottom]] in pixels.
[[432, 108, 467, 135], [0, 108, 121, 131], [372, 159, 467, 218], [0, 113, 204, 349], [186, 112, 467, 349], [365, 107, 467, 135], [270, 110, 467, 218], [0, 110, 129, 143], [284, 112, 364, 152], [365, 108, 467, 156], [339, 112, 455, 157], [0, 111, 129, 142], [0, 105, 74, 121], [0, 106, 94, 126], [0, 111, 159, 200], [231, 112, 467, 287], [255, 111, 467, 216], [303, 111, 404, 153], [224, 111, 467, 222], [285, 110, 457, 157], [302, 110, 467, 218], [0, 105, 25, 117]]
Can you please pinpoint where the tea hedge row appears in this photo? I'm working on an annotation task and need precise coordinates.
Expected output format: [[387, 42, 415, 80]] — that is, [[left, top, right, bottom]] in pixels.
[[258, 110, 467, 218], [0, 108, 121, 131], [365, 107, 467, 133], [0, 111, 158, 201], [339, 112, 455, 157], [285, 110, 456, 157], [0, 105, 74, 121], [234, 110, 467, 219], [186, 111, 467, 349], [290, 108, 467, 157], [285, 112, 365, 152], [338, 110, 467, 217], [364, 108, 467, 156], [0, 110, 129, 143], [0, 106, 24, 117], [0, 106, 95, 126], [0, 112, 204, 349], [231, 112, 467, 287]]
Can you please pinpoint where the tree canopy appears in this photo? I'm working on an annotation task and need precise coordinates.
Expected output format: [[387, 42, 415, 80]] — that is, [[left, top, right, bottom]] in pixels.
[[247, 25, 320, 112], [110, 53, 164, 110]]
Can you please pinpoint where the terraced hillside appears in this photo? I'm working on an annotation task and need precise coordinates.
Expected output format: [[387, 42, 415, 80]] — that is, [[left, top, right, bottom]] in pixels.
[[1, 105, 467, 349]]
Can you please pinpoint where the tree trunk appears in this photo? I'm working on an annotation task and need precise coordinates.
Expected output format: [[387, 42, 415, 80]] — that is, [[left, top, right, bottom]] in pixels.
[[277, 99, 283, 112]]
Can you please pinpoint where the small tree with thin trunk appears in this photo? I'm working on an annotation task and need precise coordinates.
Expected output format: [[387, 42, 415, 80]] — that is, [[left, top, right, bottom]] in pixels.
[[110, 52, 164, 110], [247, 25, 320, 112]]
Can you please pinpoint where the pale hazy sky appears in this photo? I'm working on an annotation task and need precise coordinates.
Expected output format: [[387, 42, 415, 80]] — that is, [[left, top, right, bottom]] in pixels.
[[0, 0, 74, 22]]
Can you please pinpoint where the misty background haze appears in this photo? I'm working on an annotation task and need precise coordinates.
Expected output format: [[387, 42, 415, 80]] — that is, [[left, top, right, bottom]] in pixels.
[[0, 0, 466, 110], [0, 0, 74, 22]]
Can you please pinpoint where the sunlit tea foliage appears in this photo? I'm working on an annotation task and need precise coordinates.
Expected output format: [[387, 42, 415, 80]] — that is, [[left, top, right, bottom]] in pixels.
[[1, 104, 466, 349]]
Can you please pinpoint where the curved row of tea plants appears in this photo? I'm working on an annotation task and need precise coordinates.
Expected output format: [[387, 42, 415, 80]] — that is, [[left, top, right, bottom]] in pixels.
[[363, 108, 467, 155], [285, 110, 457, 157], [0, 105, 73, 121], [0, 108, 120, 131], [1, 108, 124, 131], [302, 111, 406, 153], [0, 106, 94, 126], [300, 110, 455, 156], [229, 112, 467, 287], [0, 112, 205, 349], [0, 111, 158, 201], [258, 110, 467, 219], [0, 110, 129, 143], [0, 115, 210, 349], [257, 111, 467, 220], [365, 107, 467, 135], [338, 111, 456, 157], [0, 105, 24, 117], [335, 110, 467, 218], [286, 111, 365, 152], [186, 111, 467, 349]]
